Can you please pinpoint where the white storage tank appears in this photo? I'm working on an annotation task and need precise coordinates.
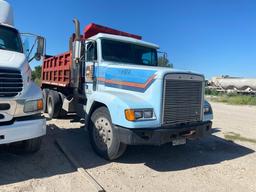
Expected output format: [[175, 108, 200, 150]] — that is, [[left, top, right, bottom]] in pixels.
[[211, 76, 256, 92], [0, 0, 14, 26]]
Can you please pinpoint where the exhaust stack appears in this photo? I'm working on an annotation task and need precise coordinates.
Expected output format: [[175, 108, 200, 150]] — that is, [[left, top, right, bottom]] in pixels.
[[73, 18, 81, 41]]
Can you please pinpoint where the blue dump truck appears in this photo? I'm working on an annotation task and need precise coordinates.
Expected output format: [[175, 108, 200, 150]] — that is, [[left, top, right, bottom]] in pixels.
[[42, 20, 213, 160]]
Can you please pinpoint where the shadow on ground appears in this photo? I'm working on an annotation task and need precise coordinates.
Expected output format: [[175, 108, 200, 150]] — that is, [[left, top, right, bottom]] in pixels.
[[0, 123, 254, 186], [119, 133, 254, 172], [0, 118, 101, 186], [59, 127, 254, 172]]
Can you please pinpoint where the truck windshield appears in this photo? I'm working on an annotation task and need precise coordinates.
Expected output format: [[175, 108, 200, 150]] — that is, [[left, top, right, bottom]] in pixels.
[[101, 39, 158, 66], [0, 25, 23, 53]]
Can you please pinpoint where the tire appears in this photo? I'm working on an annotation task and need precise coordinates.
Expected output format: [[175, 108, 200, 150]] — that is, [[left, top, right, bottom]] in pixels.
[[47, 90, 62, 119], [89, 107, 127, 160], [42, 89, 48, 113], [10, 137, 42, 153]]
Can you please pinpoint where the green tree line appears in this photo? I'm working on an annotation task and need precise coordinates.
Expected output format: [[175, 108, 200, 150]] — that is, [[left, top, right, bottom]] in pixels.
[[31, 66, 42, 85]]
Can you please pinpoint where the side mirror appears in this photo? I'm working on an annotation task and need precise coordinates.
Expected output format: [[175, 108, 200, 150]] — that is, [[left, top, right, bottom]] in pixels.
[[35, 36, 45, 61], [21, 33, 46, 63], [85, 41, 97, 62], [157, 51, 173, 68], [92, 41, 97, 61]]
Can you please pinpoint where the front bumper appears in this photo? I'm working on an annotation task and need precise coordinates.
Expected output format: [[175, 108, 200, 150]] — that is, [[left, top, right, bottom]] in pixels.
[[0, 115, 46, 145], [117, 121, 212, 145]]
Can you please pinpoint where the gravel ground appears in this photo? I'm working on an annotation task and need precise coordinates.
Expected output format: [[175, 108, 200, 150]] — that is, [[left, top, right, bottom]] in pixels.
[[0, 102, 256, 192]]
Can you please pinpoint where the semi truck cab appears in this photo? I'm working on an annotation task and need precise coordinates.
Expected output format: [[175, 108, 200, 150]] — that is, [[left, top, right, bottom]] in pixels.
[[0, 0, 46, 152], [42, 20, 213, 160]]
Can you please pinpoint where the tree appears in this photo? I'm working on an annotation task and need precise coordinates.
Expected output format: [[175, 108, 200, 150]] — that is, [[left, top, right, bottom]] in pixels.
[[158, 55, 173, 68], [31, 66, 42, 81]]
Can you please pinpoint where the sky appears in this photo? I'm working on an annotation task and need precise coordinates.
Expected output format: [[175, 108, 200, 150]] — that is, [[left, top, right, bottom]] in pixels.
[[8, 0, 256, 79]]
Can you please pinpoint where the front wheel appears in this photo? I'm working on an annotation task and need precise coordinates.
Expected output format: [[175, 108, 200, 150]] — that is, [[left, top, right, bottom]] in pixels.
[[89, 107, 127, 160]]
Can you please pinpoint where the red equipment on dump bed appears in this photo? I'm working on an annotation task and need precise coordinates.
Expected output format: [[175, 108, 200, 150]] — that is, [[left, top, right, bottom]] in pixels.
[[41, 23, 141, 88], [83, 23, 142, 40]]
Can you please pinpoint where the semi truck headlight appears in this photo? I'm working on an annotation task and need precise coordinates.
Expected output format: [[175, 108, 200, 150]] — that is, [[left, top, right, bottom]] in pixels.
[[204, 106, 210, 113], [125, 109, 155, 121], [24, 99, 43, 113], [204, 105, 212, 114]]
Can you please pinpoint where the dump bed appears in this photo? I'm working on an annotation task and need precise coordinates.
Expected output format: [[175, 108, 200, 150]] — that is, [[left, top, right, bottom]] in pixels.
[[41, 51, 72, 87]]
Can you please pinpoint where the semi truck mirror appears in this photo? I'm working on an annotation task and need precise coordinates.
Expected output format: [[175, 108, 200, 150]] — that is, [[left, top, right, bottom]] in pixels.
[[157, 51, 172, 68], [85, 41, 97, 62], [92, 42, 97, 61], [21, 33, 45, 62], [35, 36, 45, 61]]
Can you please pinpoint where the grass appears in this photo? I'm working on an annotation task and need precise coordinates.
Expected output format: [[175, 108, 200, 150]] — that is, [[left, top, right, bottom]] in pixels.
[[205, 88, 220, 96], [224, 132, 256, 144], [206, 88, 256, 106], [209, 95, 256, 105]]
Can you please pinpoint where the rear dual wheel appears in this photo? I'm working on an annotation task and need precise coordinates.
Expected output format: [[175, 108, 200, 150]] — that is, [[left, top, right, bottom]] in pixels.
[[46, 90, 62, 119], [89, 107, 127, 160]]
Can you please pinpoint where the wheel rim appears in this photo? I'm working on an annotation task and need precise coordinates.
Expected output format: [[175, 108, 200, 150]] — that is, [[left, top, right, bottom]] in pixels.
[[47, 97, 53, 115], [93, 117, 113, 150]]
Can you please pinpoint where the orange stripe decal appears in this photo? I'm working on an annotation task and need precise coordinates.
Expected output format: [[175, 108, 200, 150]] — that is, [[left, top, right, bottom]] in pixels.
[[97, 74, 156, 89]]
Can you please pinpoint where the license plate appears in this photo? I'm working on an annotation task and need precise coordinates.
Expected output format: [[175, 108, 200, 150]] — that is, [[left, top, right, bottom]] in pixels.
[[172, 138, 186, 146]]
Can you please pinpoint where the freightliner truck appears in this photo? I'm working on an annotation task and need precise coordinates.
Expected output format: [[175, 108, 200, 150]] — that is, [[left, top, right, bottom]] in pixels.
[[42, 19, 213, 160], [0, 0, 46, 152]]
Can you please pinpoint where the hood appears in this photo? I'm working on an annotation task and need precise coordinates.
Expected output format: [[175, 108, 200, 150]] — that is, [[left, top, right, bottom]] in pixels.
[[102, 61, 204, 80], [0, 49, 26, 69]]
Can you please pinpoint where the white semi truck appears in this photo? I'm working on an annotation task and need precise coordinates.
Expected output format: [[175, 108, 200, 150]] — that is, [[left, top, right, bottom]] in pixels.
[[0, 0, 46, 152]]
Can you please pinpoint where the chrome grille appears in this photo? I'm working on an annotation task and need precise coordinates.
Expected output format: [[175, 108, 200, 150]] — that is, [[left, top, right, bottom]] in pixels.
[[0, 68, 23, 97], [163, 74, 203, 125]]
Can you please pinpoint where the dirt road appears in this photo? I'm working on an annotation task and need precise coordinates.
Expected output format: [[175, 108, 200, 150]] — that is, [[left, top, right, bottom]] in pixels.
[[0, 102, 256, 192]]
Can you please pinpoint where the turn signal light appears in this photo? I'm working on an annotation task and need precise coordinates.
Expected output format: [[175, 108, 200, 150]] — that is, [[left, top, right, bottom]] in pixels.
[[125, 109, 136, 121], [37, 99, 43, 110]]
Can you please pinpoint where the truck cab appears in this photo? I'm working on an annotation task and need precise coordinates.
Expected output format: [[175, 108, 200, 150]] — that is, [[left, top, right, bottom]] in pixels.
[[42, 21, 213, 160], [0, 0, 46, 152]]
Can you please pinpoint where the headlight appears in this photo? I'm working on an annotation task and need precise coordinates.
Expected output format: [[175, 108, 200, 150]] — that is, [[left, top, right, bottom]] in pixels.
[[24, 99, 43, 113], [204, 106, 210, 113], [204, 105, 212, 114], [125, 109, 155, 121]]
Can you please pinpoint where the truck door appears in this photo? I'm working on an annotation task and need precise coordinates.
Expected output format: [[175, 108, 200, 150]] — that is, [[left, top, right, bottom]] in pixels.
[[84, 41, 97, 95]]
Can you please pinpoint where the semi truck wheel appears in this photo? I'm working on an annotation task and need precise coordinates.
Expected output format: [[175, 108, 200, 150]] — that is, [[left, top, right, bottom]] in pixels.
[[89, 107, 127, 160], [10, 137, 42, 153], [42, 89, 48, 113], [47, 90, 61, 119]]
